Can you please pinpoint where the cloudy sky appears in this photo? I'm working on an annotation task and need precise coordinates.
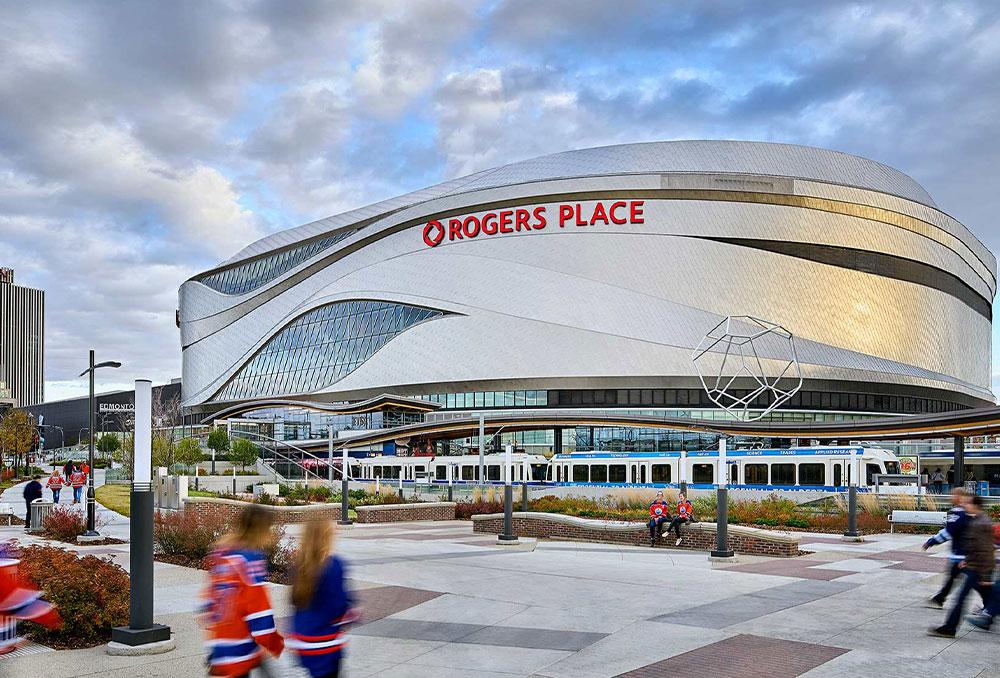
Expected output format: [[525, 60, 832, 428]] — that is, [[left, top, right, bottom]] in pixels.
[[1, 0, 999, 401]]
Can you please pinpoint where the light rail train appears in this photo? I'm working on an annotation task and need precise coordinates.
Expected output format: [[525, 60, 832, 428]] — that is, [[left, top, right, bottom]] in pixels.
[[352, 446, 903, 491]]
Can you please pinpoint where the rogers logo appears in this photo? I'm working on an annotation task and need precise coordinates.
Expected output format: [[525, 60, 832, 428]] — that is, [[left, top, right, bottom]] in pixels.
[[423, 220, 445, 247]]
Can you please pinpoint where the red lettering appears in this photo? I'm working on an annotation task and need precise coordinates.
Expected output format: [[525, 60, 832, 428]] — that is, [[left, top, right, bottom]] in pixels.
[[515, 208, 530, 231], [448, 218, 463, 240], [499, 210, 513, 233], [532, 206, 547, 229], [575, 203, 587, 226], [558, 204, 573, 227], [481, 213, 498, 235], [462, 215, 481, 238], [630, 200, 644, 223], [590, 202, 609, 225], [609, 201, 627, 224]]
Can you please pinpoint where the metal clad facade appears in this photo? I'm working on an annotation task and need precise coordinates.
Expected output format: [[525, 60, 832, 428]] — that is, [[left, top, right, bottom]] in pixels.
[[0, 270, 44, 407]]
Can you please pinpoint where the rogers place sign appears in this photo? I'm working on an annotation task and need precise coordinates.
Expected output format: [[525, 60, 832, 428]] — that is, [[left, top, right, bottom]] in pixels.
[[421, 200, 645, 248]]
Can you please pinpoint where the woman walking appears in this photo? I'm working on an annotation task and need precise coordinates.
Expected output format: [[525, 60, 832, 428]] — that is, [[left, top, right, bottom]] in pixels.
[[46, 470, 65, 503], [201, 505, 284, 676], [289, 520, 355, 678]]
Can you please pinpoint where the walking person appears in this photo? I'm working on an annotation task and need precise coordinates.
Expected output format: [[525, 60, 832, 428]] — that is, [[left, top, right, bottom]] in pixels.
[[647, 490, 671, 546], [201, 505, 283, 676], [922, 488, 974, 608], [62, 459, 73, 480], [929, 468, 945, 495], [0, 542, 62, 654], [22, 476, 42, 531], [929, 495, 995, 637], [45, 470, 65, 504], [667, 492, 694, 546], [288, 520, 355, 678], [69, 465, 86, 504], [967, 523, 1000, 630]]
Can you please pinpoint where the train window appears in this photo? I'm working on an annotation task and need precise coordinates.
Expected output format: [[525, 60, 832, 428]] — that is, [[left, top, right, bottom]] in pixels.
[[372, 466, 382, 478], [531, 463, 547, 481], [462, 466, 475, 481], [591, 465, 608, 482], [833, 464, 842, 486], [609, 464, 626, 482], [745, 464, 767, 484], [435, 466, 447, 480], [799, 463, 825, 486], [772, 464, 795, 485], [573, 466, 589, 482], [866, 464, 881, 485], [652, 464, 671, 482], [640, 465, 646, 483], [692, 464, 714, 483], [487, 465, 501, 481]]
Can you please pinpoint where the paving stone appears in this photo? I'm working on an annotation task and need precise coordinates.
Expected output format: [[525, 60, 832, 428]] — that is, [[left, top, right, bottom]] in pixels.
[[614, 633, 848, 677]]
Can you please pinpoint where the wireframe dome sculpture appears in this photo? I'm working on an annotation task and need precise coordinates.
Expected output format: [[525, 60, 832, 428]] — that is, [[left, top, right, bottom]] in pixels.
[[692, 316, 803, 422]]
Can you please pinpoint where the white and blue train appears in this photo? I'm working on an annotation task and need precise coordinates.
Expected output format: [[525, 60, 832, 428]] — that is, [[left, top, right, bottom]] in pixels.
[[354, 446, 903, 491]]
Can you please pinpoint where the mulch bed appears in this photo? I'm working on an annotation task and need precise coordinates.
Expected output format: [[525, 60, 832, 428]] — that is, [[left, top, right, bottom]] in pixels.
[[2, 515, 26, 526]]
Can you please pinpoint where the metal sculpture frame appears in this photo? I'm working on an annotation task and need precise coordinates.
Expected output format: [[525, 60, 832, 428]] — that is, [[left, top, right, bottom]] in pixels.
[[692, 315, 803, 422]]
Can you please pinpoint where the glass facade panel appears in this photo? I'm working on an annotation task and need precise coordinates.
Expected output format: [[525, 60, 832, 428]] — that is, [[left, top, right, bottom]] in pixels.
[[214, 300, 444, 401], [198, 230, 356, 296]]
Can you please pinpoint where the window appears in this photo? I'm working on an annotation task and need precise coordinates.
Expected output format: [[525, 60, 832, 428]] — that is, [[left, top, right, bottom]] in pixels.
[[435, 466, 447, 480], [609, 464, 626, 482], [833, 464, 842, 486], [214, 301, 445, 402], [866, 463, 882, 485], [744, 464, 768, 484], [772, 464, 795, 485], [693, 463, 714, 483], [652, 464, 671, 482], [573, 466, 589, 482], [462, 466, 475, 481], [799, 463, 825, 486], [486, 465, 501, 481], [590, 465, 608, 482]]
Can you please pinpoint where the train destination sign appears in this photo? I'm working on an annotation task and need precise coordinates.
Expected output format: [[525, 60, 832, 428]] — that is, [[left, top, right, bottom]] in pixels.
[[422, 200, 645, 248]]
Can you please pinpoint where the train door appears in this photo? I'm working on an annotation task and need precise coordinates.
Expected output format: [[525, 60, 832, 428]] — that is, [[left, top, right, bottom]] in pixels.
[[631, 464, 637, 484], [639, 464, 646, 484], [729, 463, 738, 485], [833, 463, 842, 487]]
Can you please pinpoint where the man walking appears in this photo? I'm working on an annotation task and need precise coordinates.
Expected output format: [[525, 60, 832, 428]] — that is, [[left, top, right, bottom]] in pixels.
[[922, 488, 971, 608], [22, 475, 42, 531], [929, 495, 995, 637], [929, 468, 945, 495]]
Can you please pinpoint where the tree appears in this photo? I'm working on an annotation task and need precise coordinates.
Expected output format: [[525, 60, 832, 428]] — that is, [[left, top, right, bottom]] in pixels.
[[151, 434, 174, 469], [229, 438, 258, 472], [96, 434, 121, 460], [207, 427, 229, 456], [0, 410, 35, 477], [174, 437, 204, 473]]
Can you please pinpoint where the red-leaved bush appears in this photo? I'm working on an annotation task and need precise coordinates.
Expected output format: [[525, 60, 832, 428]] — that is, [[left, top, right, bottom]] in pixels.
[[41, 506, 87, 542], [17, 545, 129, 648], [153, 510, 228, 566], [455, 500, 505, 520]]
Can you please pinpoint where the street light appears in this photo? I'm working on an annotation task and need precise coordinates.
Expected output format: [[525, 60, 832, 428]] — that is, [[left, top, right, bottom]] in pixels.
[[78, 350, 121, 539]]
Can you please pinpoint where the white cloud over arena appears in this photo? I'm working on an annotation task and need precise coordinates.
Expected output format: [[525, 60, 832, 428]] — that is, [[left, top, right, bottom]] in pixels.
[[1, 0, 999, 399]]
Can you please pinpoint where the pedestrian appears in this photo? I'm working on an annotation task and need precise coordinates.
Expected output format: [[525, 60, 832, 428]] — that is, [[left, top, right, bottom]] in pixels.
[[0, 542, 62, 654], [929, 468, 945, 495], [69, 466, 86, 504], [667, 492, 694, 546], [22, 476, 42, 531], [946, 466, 955, 490], [62, 459, 73, 480], [967, 523, 1000, 630], [45, 470, 65, 504], [201, 505, 283, 676], [81, 461, 90, 477], [922, 488, 984, 608], [647, 490, 672, 546], [288, 520, 355, 678], [929, 495, 995, 637]]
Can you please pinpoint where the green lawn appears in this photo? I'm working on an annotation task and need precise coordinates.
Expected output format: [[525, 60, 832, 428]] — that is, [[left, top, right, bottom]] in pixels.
[[95, 483, 131, 517]]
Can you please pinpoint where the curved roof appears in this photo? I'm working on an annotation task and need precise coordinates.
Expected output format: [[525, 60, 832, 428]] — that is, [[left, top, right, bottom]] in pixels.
[[221, 140, 936, 267]]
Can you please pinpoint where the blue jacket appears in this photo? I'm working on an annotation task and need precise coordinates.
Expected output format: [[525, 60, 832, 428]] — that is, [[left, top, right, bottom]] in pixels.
[[290, 556, 354, 678], [924, 505, 970, 562]]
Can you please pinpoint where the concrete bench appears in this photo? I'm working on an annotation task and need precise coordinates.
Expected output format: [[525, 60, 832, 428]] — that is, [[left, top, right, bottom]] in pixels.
[[889, 510, 946, 532]]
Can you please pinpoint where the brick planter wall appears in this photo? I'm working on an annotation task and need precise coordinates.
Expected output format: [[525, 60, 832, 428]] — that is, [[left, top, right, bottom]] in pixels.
[[182, 497, 341, 526], [471, 512, 800, 557], [355, 502, 456, 523]]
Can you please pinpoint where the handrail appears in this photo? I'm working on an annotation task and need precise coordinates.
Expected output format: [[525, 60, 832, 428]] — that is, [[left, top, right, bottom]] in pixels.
[[228, 429, 352, 482]]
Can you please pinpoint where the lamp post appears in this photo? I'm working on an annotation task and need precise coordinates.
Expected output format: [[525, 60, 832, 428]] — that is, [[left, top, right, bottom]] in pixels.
[[843, 448, 861, 540], [498, 443, 518, 544], [710, 436, 735, 560], [78, 350, 121, 539], [109, 379, 173, 652], [338, 446, 352, 526]]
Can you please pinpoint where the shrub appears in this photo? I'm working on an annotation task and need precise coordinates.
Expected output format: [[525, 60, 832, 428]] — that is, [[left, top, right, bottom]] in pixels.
[[17, 545, 129, 648], [41, 506, 87, 542], [455, 500, 504, 520], [262, 525, 296, 584], [783, 517, 811, 529], [153, 510, 228, 565]]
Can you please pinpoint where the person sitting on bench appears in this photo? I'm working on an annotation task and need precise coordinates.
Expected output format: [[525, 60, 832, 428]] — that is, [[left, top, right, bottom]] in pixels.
[[648, 491, 671, 546], [668, 493, 694, 546]]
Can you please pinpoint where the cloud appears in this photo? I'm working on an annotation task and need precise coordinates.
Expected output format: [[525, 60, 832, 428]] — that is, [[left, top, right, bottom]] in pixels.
[[1, 0, 999, 401]]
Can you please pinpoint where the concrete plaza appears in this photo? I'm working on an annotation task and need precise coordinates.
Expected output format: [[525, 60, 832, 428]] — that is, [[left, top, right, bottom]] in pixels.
[[0, 507, 998, 677]]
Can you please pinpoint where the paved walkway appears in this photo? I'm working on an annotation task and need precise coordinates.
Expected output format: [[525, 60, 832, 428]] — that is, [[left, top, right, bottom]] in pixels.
[[1, 518, 998, 677]]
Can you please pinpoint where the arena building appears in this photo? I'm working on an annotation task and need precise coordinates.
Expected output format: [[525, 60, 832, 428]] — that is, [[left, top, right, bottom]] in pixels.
[[178, 140, 996, 453]]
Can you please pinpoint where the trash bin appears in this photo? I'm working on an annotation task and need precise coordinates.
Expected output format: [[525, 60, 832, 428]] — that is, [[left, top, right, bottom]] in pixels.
[[29, 499, 54, 533]]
